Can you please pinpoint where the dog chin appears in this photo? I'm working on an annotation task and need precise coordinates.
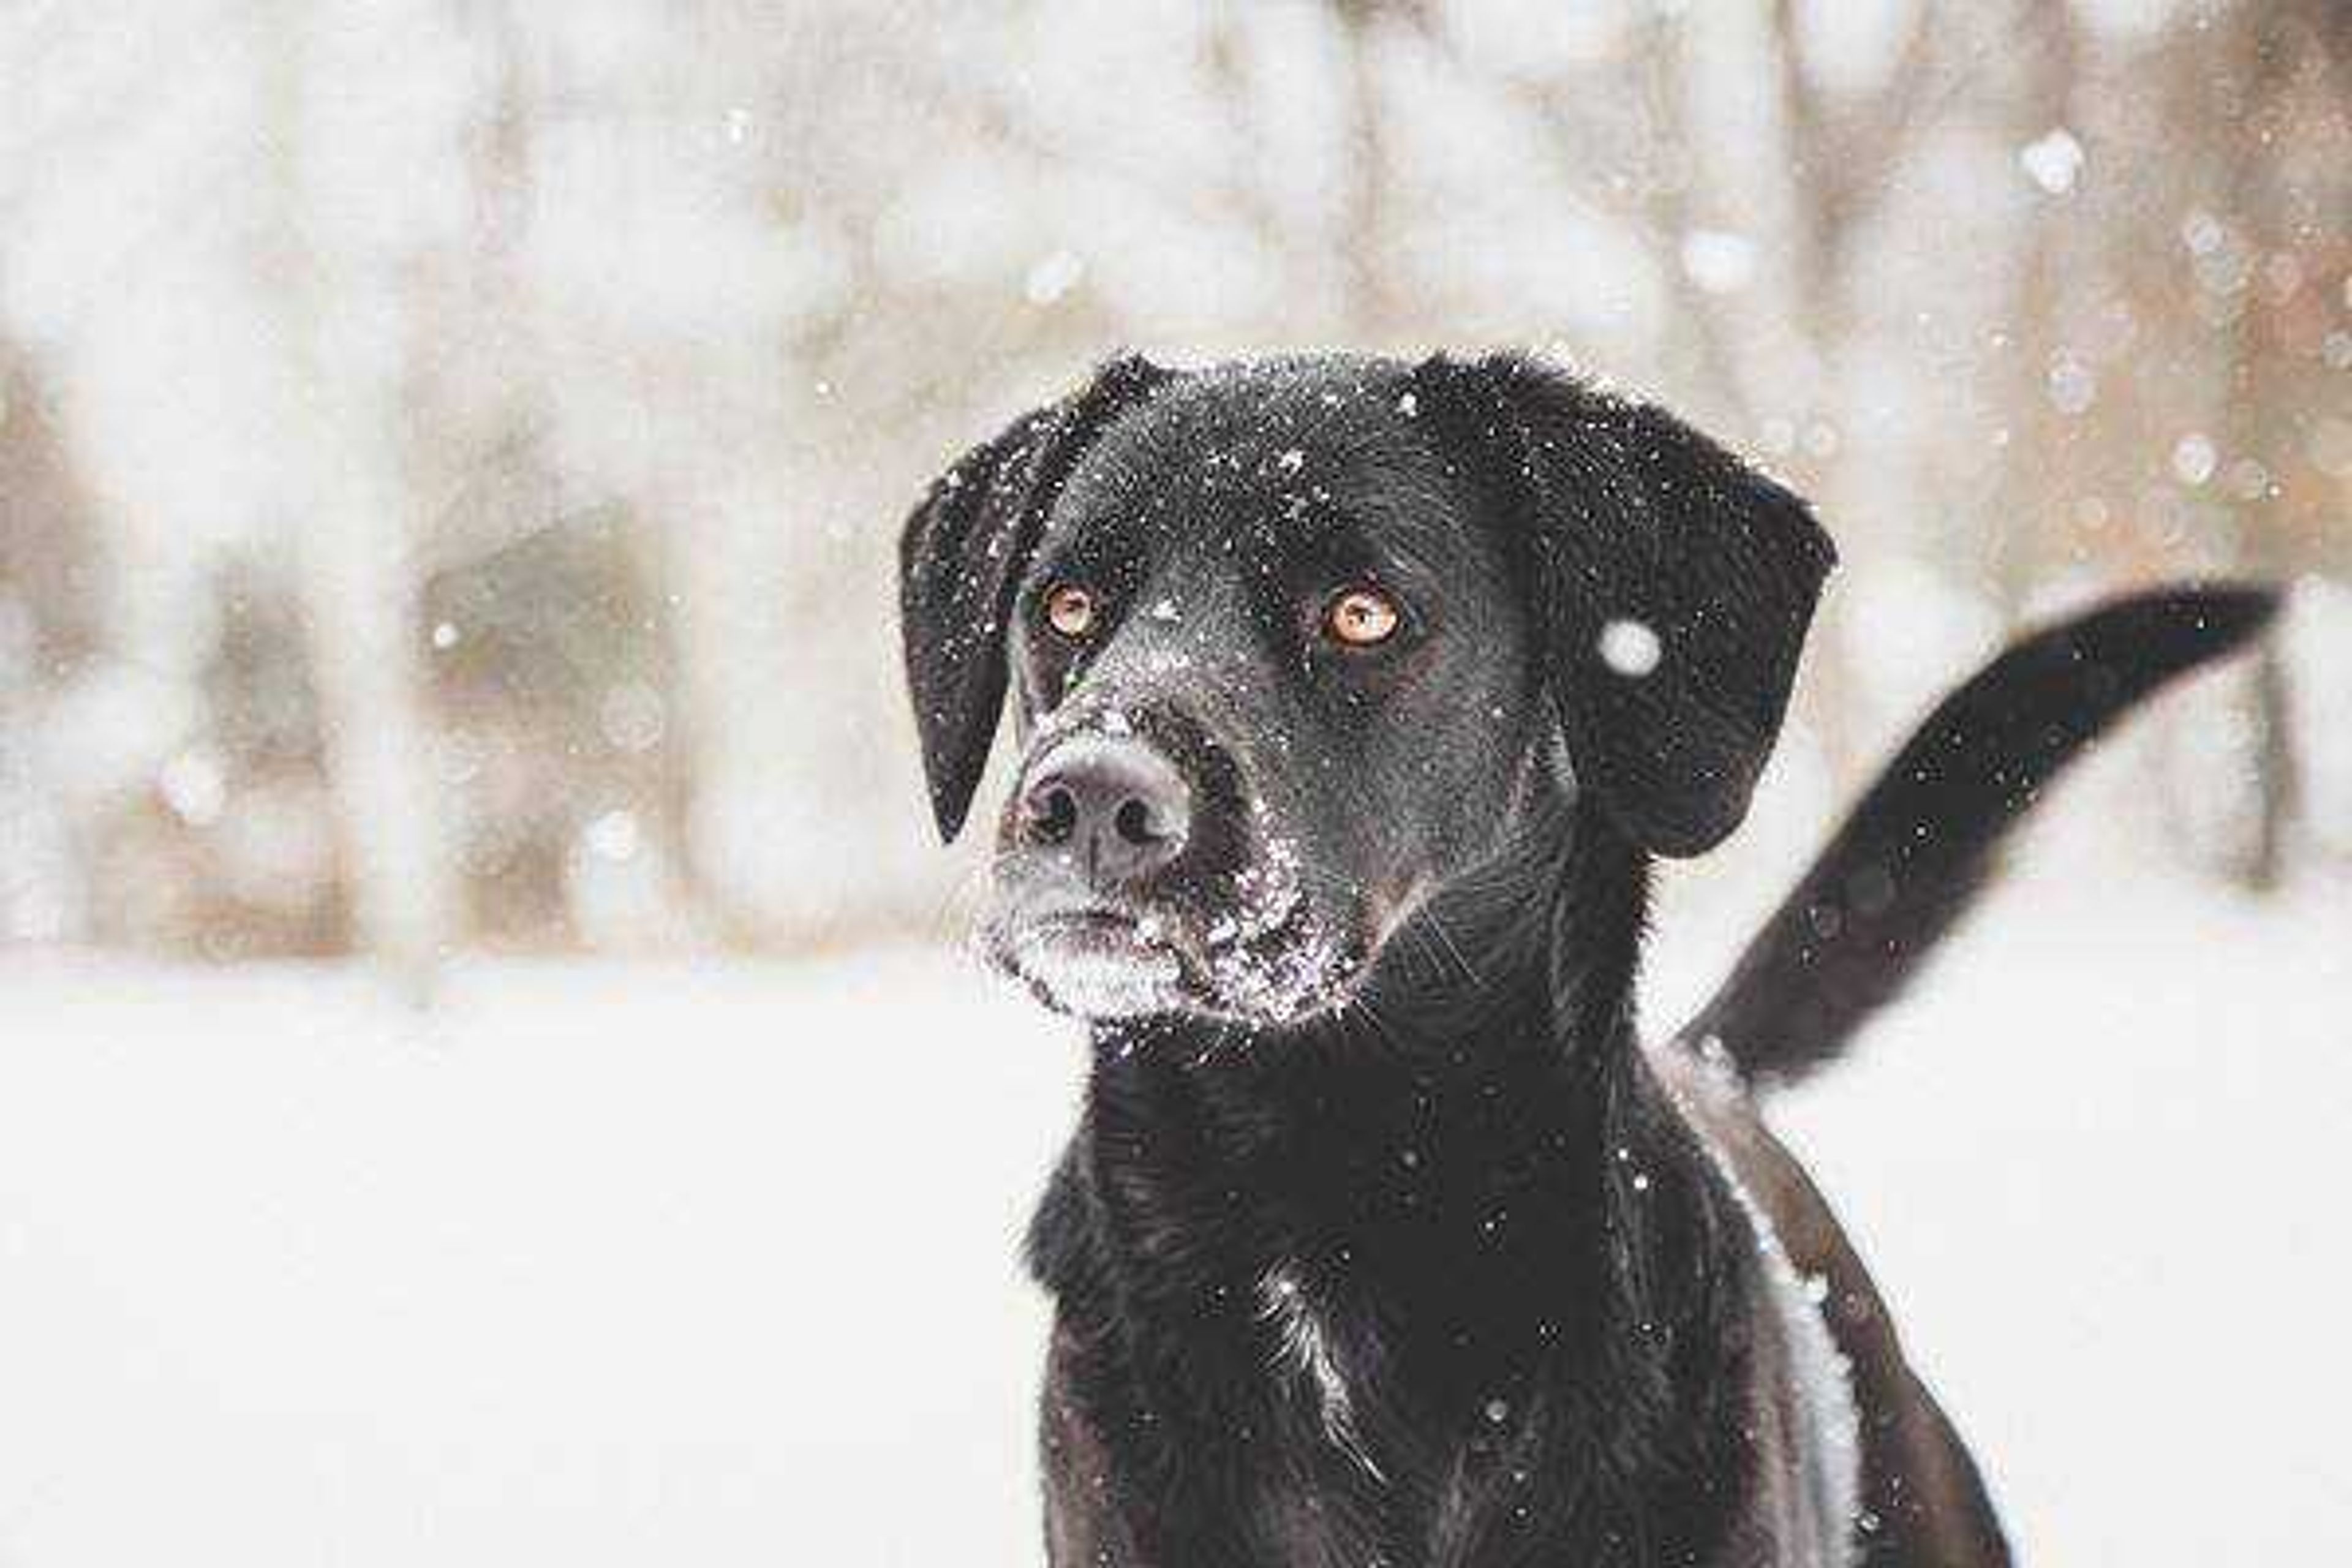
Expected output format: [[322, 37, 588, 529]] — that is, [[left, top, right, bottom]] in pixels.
[[995, 927, 1371, 1036], [995, 919, 1186, 1020], [988, 920, 1359, 1030]]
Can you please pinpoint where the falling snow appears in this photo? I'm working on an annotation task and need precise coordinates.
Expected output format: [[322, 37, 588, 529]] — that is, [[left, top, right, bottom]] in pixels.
[[1680, 228, 1758, 295], [1598, 619, 1663, 677], [1023, 249, 1085, 306], [2171, 432, 2218, 486], [2017, 128, 2084, 195]]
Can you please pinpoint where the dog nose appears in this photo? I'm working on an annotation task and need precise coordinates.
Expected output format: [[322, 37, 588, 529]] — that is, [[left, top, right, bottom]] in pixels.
[[1019, 736, 1192, 883]]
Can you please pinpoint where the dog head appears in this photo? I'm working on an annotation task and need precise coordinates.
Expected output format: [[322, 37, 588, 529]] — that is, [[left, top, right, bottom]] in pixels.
[[899, 352, 1832, 1027]]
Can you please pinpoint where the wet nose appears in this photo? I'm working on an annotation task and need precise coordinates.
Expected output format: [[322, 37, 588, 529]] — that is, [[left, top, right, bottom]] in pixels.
[[1019, 736, 1193, 884]]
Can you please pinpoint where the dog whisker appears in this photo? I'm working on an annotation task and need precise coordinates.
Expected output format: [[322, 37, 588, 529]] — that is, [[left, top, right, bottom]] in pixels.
[[1420, 908, 1483, 988]]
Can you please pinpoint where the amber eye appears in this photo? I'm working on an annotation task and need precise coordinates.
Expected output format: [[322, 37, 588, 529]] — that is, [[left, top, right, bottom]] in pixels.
[[1043, 584, 1096, 639], [1322, 586, 1403, 648]]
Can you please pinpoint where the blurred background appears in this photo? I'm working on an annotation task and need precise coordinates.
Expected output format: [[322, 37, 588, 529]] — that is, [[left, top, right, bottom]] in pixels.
[[2, 0, 2348, 972], [2, 3, 2349, 1566]]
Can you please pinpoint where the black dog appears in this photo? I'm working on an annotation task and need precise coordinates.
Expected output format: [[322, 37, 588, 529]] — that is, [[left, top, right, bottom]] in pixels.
[[897, 351, 2274, 1567]]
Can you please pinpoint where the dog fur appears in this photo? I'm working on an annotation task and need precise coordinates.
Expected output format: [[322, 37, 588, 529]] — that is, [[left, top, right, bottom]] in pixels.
[[897, 349, 2275, 1567]]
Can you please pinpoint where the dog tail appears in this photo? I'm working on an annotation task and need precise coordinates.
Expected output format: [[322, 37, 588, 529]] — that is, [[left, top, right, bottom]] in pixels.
[[1680, 582, 2281, 1089]]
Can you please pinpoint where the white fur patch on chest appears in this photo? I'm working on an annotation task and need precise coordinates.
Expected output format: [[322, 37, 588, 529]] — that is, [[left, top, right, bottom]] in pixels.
[[1659, 1046, 1863, 1564], [1760, 1221, 1863, 1566], [1709, 1155, 1863, 1565], [1257, 1264, 1384, 1483]]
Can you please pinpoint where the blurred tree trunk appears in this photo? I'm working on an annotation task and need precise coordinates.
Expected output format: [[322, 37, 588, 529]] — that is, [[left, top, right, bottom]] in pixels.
[[1984, 1, 2082, 617], [475, 0, 724, 948], [271, 1, 458, 990], [2213, 0, 2333, 891], [1781, 2, 1961, 788], [1331, 0, 1412, 340], [0, 345, 104, 943]]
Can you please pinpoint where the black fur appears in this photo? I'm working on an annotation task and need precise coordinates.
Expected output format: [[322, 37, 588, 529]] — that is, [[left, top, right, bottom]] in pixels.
[[1686, 583, 2279, 1087], [899, 354, 1171, 839], [1414, 353, 1835, 857], [1022, 802, 1769, 1566], [896, 349, 2274, 1567]]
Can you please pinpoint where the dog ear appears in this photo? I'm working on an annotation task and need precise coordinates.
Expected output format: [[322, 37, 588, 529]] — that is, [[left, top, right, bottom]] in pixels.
[[1415, 352, 1834, 857], [898, 355, 1170, 842]]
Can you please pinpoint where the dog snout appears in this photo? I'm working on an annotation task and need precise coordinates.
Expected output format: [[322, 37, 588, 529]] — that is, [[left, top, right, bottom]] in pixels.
[[1017, 736, 1193, 884]]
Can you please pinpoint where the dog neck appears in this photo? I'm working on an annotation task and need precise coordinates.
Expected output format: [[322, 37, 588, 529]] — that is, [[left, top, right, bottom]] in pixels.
[[1051, 797, 1717, 1400], [1087, 792, 1646, 1131], [1029, 802, 1760, 1562]]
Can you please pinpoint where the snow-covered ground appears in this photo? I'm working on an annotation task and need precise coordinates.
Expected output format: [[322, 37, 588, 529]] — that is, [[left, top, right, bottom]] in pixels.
[[2, 872, 2347, 1566]]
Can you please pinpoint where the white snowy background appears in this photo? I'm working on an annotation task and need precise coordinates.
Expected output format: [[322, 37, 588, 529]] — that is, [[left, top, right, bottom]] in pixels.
[[1, 1, 2348, 1564]]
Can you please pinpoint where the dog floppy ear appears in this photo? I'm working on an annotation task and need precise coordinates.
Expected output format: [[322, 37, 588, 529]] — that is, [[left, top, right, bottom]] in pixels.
[[898, 355, 1170, 842], [1415, 351, 1834, 857]]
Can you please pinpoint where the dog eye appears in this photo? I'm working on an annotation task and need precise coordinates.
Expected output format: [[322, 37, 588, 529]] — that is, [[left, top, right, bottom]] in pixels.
[[1042, 584, 1097, 640], [1322, 586, 1403, 648]]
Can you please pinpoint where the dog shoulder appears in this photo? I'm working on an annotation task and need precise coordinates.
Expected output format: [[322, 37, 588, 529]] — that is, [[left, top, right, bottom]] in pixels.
[[1648, 1040, 2013, 1567], [1649, 1040, 1863, 1565]]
